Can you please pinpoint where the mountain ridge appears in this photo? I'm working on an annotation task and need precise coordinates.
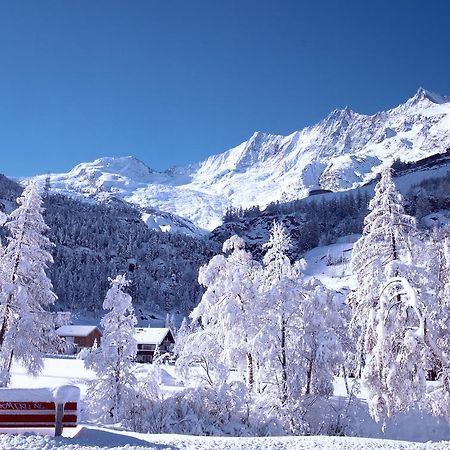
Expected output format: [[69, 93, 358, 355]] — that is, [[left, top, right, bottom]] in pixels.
[[28, 87, 450, 231]]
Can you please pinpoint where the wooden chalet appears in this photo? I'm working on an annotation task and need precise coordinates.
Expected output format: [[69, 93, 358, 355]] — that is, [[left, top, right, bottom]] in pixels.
[[56, 325, 102, 354], [135, 327, 175, 363]]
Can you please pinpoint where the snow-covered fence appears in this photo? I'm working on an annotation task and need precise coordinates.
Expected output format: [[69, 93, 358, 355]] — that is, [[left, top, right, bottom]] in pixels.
[[0, 385, 80, 436]]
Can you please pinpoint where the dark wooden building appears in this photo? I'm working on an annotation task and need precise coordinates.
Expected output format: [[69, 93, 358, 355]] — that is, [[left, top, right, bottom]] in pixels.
[[56, 325, 102, 354], [135, 327, 175, 363]]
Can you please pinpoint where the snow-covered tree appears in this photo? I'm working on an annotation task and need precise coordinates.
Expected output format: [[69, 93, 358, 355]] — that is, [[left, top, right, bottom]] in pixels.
[[85, 274, 138, 423], [175, 224, 348, 433], [175, 316, 189, 341], [257, 222, 300, 405], [257, 222, 345, 413], [172, 317, 191, 361], [350, 167, 416, 360], [165, 313, 177, 335], [300, 279, 346, 397], [350, 167, 441, 423], [176, 319, 228, 386], [425, 235, 450, 420], [0, 181, 61, 385], [178, 235, 261, 388]]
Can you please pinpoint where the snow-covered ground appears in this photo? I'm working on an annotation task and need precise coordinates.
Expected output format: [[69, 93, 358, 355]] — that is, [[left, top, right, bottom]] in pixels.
[[1, 429, 449, 450], [303, 235, 358, 292], [1, 355, 449, 449]]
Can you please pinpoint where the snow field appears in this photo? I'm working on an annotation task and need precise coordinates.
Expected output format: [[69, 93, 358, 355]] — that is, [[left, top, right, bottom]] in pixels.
[[1, 429, 449, 450]]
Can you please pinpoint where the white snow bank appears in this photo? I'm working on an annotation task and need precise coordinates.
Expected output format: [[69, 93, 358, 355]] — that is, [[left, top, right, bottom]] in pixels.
[[0, 426, 448, 450], [0, 385, 80, 403]]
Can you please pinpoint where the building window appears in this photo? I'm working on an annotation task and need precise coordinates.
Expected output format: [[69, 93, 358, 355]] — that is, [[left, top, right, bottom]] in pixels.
[[140, 344, 155, 351]]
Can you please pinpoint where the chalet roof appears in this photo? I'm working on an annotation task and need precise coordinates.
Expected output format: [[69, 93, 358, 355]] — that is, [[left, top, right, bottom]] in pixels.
[[56, 325, 101, 337], [135, 327, 173, 345]]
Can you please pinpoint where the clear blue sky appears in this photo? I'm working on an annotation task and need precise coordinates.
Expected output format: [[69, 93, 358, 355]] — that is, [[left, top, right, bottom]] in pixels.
[[1, 0, 449, 177]]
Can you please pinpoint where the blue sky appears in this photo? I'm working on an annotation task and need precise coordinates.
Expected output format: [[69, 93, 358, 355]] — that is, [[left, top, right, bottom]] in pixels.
[[1, 0, 449, 177]]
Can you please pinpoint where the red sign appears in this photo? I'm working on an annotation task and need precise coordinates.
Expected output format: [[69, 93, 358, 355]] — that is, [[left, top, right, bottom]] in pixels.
[[0, 402, 55, 411]]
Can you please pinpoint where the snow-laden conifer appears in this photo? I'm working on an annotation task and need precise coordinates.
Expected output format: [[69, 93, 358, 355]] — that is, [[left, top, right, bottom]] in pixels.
[[172, 317, 191, 362], [350, 167, 442, 423], [165, 313, 177, 335], [0, 181, 60, 385], [85, 274, 138, 423]]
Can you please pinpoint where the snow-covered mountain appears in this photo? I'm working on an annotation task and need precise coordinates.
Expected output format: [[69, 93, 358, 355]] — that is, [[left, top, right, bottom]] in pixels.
[[32, 88, 450, 231]]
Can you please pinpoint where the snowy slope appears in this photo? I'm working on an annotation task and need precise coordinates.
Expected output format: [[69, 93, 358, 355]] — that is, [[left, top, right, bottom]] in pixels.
[[30, 88, 450, 230], [303, 237, 357, 292]]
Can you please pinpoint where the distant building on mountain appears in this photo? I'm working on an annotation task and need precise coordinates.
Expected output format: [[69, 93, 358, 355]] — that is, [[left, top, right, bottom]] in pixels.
[[308, 188, 333, 196]]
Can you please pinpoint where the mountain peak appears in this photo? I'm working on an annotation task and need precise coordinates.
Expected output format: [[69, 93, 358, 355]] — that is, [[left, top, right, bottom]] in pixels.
[[247, 130, 268, 143], [327, 106, 355, 120], [93, 155, 152, 170], [69, 156, 155, 182], [409, 87, 448, 105], [319, 106, 355, 133]]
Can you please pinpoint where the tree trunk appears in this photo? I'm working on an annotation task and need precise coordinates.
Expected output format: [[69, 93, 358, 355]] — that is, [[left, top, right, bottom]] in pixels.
[[7, 350, 14, 372], [0, 315, 8, 349], [342, 364, 350, 395], [280, 319, 288, 406], [389, 205, 402, 308], [305, 356, 313, 395], [0, 222, 27, 349], [246, 352, 254, 389]]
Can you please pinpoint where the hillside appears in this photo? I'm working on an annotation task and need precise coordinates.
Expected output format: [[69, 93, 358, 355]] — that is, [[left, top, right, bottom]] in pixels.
[[210, 154, 450, 261], [0, 177, 214, 318]]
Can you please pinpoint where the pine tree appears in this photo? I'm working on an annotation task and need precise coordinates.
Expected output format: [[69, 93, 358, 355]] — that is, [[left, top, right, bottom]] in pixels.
[[43, 174, 51, 198], [85, 274, 138, 423], [165, 313, 176, 335], [350, 167, 439, 423], [172, 317, 190, 359], [0, 181, 61, 385]]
